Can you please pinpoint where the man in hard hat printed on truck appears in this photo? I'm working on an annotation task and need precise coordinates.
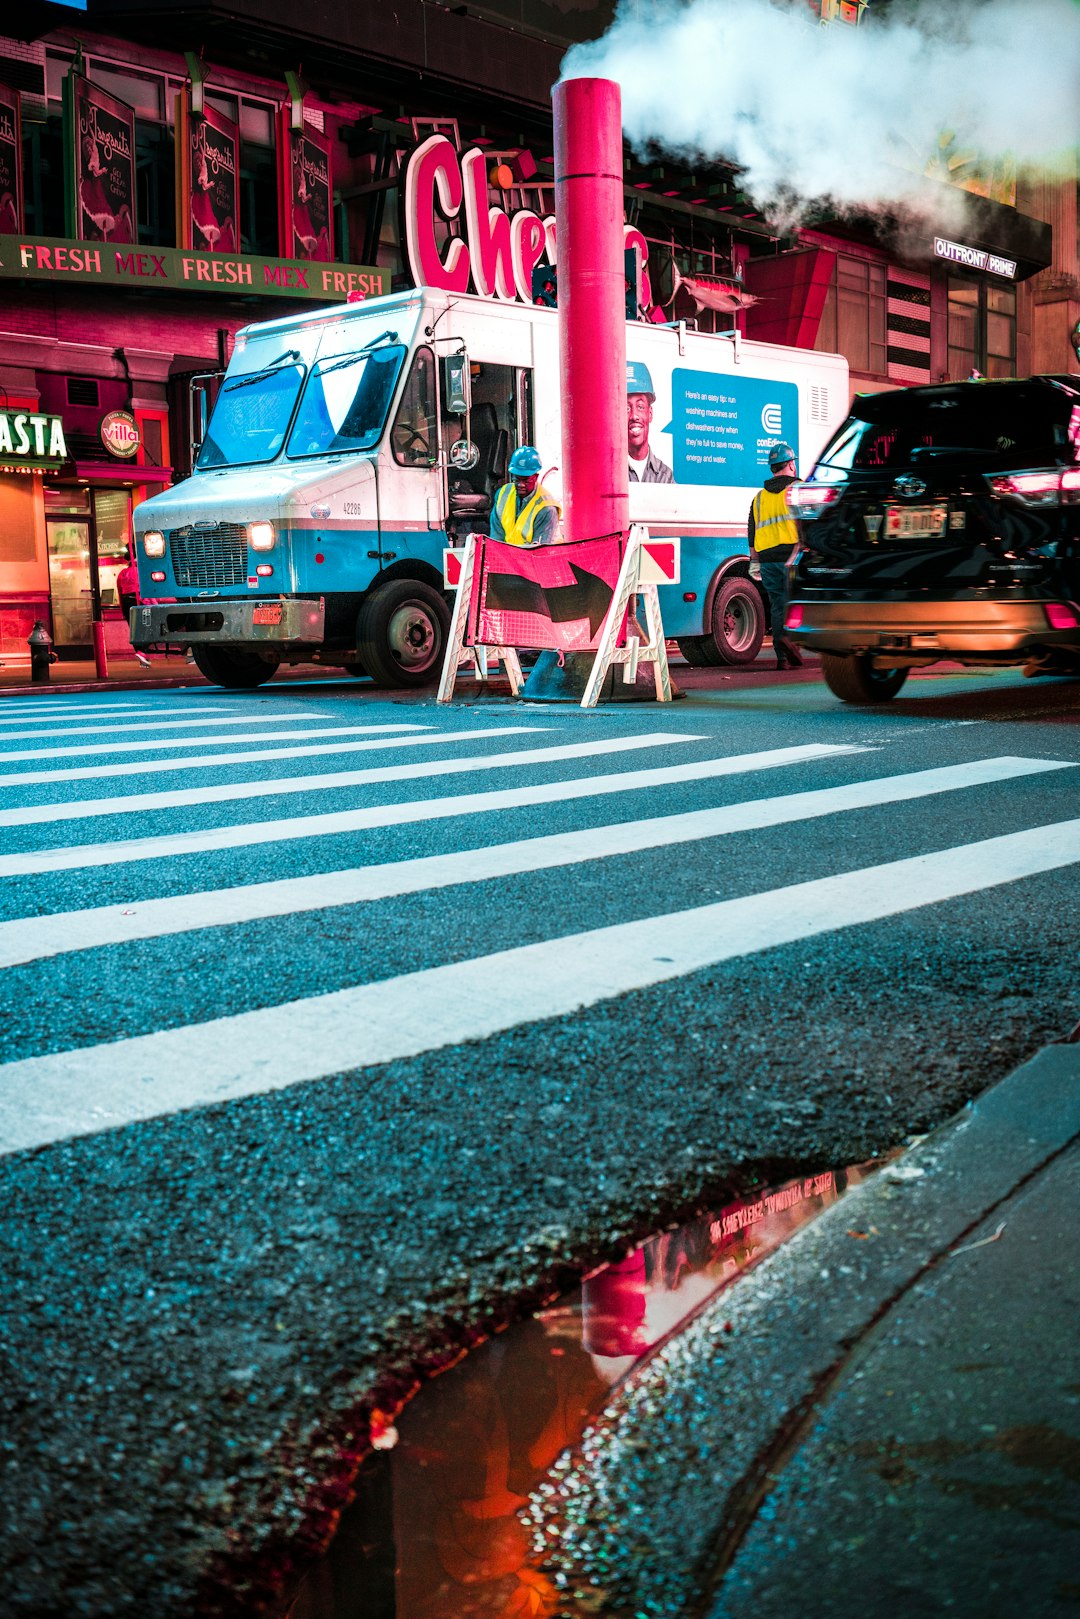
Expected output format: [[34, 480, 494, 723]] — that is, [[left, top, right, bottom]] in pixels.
[[627, 361, 674, 484], [490, 445, 561, 547]]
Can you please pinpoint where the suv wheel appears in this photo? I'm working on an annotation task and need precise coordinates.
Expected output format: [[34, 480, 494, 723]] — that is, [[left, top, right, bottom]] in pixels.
[[821, 652, 909, 704]]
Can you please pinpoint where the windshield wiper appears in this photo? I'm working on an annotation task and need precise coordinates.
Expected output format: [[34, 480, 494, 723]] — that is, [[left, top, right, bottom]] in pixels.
[[224, 352, 303, 392], [316, 331, 400, 378], [910, 445, 993, 458]]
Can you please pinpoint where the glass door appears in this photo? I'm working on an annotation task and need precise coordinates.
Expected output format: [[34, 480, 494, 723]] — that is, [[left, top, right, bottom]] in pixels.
[[45, 485, 96, 653]]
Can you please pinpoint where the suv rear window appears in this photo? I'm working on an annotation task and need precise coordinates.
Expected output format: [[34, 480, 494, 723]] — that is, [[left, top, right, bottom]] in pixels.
[[815, 383, 1080, 475]]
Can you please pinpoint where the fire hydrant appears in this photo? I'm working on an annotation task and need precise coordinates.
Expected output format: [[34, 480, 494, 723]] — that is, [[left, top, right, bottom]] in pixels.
[[28, 620, 55, 683]]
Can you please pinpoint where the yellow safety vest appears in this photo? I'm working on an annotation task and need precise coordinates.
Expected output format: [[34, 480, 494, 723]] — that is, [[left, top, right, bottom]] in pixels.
[[494, 482, 557, 547], [751, 485, 799, 552]]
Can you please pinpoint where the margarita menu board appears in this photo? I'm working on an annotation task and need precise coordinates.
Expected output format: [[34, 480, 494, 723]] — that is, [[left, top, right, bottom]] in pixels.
[[176, 91, 240, 255], [64, 72, 136, 244], [0, 87, 20, 236], [278, 110, 333, 263]]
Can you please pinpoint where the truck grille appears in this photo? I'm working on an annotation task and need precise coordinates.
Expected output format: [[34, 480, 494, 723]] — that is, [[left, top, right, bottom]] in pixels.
[[168, 522, 249, 588]]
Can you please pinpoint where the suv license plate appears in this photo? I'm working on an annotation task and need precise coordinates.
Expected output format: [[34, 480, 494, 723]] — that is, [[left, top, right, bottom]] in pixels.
[[252, 604, 283, 626], [884, 505, 947, 539]]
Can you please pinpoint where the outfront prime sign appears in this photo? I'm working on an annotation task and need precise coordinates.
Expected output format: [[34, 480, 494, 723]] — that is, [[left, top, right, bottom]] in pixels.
[[0, 235, 387, 301], [933, 236, 1017, 279]]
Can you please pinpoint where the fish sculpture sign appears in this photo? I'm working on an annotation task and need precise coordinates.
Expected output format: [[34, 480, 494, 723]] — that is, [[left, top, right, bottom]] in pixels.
[[403, 134, 652, 309]]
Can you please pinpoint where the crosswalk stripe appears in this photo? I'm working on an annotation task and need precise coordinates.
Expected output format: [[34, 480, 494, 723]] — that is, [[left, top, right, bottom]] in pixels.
[[0, 713, 339, 756], [0, 756, 1067, 968], [0, 724, 529, 788], [0, 730, 707, 831], [2, 814, 1076, 1156], [0, 702, 201, 723], [0, 743, 855, 876]]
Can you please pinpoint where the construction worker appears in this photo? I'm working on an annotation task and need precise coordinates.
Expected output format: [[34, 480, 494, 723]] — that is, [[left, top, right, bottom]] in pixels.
[[749, 441, 804, 670], [490, 445, 560, 547]]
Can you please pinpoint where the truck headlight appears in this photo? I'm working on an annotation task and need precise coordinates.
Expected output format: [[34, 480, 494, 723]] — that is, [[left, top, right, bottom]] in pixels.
[[142, 530, 165, 557], [249, 520, 276, 552]]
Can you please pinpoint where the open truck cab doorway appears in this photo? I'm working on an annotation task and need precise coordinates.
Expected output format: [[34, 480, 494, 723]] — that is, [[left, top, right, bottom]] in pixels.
[[131, 288, 849, 689]]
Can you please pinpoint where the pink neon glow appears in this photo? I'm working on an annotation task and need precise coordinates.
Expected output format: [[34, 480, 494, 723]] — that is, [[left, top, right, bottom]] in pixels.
[[553, 77, 628, 544], [1045, 602, 1080, 629]]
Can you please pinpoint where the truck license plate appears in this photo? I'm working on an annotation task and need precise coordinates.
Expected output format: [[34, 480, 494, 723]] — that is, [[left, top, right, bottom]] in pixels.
[[884, 505, 947, 539], [252, 604, 283, 626]]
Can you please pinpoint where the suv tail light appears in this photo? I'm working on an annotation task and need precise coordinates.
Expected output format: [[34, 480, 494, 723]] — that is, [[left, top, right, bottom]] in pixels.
[[787, 483, 841, 519], [1045, 602, 1080, 630], [987, 468, 1080, 506]]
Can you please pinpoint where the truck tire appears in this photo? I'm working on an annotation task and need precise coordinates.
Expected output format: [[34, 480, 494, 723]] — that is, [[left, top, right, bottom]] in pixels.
[[190, 646, 280, 689], [820, 652, 909, 704], [341, 660, 368, 678], [675, 635, 718, 667], [357, 579, 450, 688]]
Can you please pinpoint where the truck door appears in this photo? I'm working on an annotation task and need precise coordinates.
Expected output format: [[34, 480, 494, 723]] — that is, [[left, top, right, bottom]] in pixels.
[[442, 359, 532, 537], [381, 345, 441, 566]]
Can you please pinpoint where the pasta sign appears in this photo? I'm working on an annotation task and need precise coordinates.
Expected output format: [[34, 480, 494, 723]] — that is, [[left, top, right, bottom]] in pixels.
[[403, 134, 651, 308]]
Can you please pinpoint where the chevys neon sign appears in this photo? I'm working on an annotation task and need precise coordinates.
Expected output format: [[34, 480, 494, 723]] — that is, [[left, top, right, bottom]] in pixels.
[[403, 134, 652, 307]]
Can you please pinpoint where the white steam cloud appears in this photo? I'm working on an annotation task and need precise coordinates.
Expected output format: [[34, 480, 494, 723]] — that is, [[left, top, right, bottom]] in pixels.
[[561, 0, 1080, 222]]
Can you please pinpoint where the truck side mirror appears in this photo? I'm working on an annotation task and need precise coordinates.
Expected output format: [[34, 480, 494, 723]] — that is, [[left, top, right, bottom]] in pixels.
[[443, 354, 471, 416]]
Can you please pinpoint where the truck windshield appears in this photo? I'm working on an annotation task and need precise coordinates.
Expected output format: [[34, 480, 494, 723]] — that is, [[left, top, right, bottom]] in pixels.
[[287, 343, 407, 458], [196, 361, 306, 469]]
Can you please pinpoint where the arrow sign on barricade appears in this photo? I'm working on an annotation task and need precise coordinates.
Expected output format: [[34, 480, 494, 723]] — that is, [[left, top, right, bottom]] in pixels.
[[437, 526, 678, 707]]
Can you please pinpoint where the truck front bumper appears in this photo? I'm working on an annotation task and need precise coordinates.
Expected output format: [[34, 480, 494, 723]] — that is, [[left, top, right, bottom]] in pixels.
[[131, 598, 325, 649], [787, 598, 1068, 661]]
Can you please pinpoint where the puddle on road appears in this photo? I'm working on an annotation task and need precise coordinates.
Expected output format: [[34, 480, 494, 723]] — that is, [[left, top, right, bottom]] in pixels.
[[284, 1162, 878, 1619]]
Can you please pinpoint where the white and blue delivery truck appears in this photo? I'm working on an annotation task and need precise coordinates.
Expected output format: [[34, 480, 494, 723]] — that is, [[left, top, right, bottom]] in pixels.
[[131, 287, 849, 687]]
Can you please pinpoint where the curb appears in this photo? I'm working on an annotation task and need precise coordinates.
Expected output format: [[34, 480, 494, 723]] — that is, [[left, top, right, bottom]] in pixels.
[[526, 1041, 1080, 1616]]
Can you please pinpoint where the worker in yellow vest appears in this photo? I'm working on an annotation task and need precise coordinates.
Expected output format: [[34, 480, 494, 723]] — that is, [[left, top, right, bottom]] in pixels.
[[749, 441, 804, 670], [490, 445, 560, 547]]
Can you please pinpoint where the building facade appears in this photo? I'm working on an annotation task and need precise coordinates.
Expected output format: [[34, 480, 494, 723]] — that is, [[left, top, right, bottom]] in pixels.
[[0, 0, 1073, 667]]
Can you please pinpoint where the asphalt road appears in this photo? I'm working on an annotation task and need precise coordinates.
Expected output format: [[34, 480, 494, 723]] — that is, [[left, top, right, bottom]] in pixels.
[[0, 664, 1077, 1616]]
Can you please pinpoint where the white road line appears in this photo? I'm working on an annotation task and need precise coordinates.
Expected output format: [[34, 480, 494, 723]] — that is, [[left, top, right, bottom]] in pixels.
[[0, 725, 531, 788], [0, 756, 1068, 969], [0, 712, 334, 754], [0, 703, 195, 723], [0, 705, 312, 738], [2, 815, 1076, 1156], [0, 743, 857, 874], [0, 732, 700, 828]]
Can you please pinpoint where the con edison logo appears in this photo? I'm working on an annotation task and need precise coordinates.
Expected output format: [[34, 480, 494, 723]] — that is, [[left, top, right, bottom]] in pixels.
[[761, 403, 784, 435]]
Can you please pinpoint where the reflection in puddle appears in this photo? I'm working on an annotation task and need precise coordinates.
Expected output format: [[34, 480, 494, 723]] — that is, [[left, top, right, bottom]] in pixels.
[[285, 1164, 875, 1618]]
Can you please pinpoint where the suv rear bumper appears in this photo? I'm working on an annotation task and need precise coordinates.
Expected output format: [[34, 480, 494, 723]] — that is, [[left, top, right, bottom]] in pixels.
[[130, 598, 325, 648], [787, 598, 1070, 659]]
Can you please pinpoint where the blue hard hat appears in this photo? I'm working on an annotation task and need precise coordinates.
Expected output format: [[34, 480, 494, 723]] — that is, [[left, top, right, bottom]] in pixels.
[[768, 441, 796, 470], [626, 360, 655, 399], [509, 444, 543, 477]]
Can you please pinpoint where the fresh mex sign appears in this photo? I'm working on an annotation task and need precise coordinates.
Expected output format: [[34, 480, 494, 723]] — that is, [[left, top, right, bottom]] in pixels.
[[403, 134, 651, 307], [0, 409, 67, 470]]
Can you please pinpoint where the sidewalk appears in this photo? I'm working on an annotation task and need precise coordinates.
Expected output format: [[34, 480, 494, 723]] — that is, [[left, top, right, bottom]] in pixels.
[[532, 1041, 1080, 1617]]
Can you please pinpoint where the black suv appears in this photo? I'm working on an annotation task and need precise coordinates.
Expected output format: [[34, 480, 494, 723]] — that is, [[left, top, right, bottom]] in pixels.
[[785, 375, 1080, 702]]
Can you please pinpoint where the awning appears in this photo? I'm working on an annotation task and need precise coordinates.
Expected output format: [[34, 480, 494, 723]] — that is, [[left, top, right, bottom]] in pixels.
[[72, 461, 175, 486]]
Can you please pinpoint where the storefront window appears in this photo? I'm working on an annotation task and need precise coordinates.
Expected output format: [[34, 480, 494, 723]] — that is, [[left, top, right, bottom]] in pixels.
[[815, 254, 887, 376], [947, 275, 1015, 379]]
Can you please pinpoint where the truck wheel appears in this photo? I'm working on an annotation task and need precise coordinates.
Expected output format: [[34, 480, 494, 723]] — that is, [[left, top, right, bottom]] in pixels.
[[708, 576, 765, 665], [675, 635, 718, 667], [820, 652, 909, 704], [190, 646, 280, 689], [358, 579, 450, 688]]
